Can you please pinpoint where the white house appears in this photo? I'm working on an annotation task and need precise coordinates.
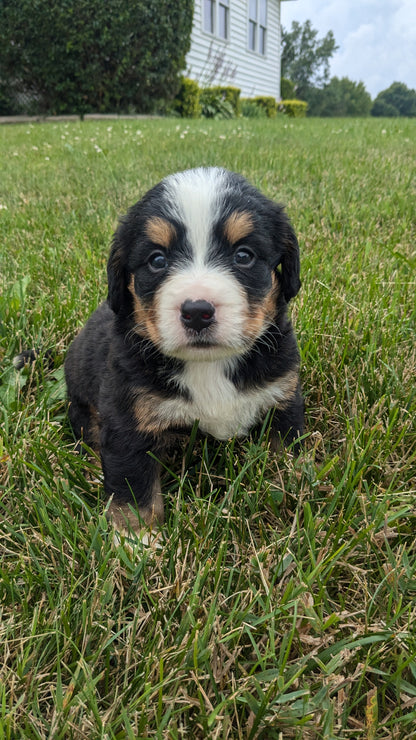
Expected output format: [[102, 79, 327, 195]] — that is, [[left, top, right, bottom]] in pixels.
[[186, 0, 296, 100]]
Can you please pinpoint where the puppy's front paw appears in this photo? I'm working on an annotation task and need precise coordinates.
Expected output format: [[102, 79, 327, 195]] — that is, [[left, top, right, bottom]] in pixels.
[[107, 500, 144, 535], [107, 499, 165, 552], [107, 492, 164, 533]]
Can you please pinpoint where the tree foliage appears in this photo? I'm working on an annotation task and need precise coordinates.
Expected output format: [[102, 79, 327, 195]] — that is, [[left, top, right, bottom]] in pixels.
[[281, 20, 338, 100], [371, 82, 416, 117], [280, 77, 295, 100], [307, 77, 372, 117], [0, 0, 194, 114]]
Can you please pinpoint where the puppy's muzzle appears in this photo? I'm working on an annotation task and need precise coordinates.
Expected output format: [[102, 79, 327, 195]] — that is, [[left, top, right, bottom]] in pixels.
[[180, 299, 216, 333]]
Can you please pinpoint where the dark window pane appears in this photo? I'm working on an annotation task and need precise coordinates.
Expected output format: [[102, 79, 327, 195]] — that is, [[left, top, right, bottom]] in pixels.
[[259, 0, 267, 26], [219, 4, 229, 39], [249, 19, 256, 50], [260, 25, 266, 55], [204, 0, 214, 33]]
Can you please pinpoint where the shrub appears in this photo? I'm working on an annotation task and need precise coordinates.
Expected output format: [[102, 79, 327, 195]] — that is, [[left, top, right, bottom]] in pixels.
[[0, 82, 15, 115], [174, 77, 201, 118], [0, 0, 194, 114], [251, 96, 278, 118], [240, 98, 268, 118], [279, 99, 308, 118], [209, 86, 241, 115], [200, 88, 235, 119], [280, 77, 295, 100]]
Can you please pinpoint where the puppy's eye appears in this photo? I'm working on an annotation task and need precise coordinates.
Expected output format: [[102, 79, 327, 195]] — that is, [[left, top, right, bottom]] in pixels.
[[148, 251, 168, 272], [234, 247, 256, 268]]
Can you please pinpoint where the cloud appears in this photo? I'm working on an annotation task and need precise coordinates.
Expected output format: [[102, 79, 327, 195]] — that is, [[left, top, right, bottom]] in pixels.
[[281, 0, 416, 97]]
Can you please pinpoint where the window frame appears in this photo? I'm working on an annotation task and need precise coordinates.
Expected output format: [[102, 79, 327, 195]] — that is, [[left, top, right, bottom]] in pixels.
[[203, 0, 230, 42], [248, 0, 267, 56], [218, 0, 230, 40], [203, 0, 215, 35]]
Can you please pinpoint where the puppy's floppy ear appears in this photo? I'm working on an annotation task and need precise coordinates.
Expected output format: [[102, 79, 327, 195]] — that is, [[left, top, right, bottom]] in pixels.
[[280, 221, 301, 302], [107, 231, 128, 315], [271, 204, 301, 302]]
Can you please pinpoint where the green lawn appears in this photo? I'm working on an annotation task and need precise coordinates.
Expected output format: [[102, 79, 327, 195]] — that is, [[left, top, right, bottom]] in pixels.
[[0, 116, 415, 739]]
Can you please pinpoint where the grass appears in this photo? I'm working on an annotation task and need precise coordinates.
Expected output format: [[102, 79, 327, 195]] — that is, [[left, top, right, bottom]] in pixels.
[[0, 116, 415, 739]]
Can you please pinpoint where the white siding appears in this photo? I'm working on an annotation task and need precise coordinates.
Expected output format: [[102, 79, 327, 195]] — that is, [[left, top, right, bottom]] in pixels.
[[186, 0, 282, 99]]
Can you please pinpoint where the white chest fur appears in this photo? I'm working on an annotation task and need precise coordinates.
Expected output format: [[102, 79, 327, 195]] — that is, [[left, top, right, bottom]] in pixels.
[[156, 360, 296, 440]]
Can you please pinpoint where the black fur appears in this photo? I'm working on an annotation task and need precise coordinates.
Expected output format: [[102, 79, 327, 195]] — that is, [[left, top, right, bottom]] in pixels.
[[64, 168, 304, 532]]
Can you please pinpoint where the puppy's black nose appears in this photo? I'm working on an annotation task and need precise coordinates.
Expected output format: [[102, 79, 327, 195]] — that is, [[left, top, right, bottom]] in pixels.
[[180, 299, 215, 332]]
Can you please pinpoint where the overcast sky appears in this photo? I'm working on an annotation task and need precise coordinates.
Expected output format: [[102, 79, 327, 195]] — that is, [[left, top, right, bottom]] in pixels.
[[281, 0, 416, 98]]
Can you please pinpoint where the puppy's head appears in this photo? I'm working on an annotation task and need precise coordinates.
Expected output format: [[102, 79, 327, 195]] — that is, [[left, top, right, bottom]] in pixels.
[[108, 167, 300, 361]]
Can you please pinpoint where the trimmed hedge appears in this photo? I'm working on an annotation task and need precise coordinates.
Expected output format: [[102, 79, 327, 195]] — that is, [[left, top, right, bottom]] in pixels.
[[174, 77, 202, 118], [251, 96, 278, 118], [240, 98, 268, 118], [174, 83, 241, 119], [199, 88, 235, 119], [279, 99, 308, 118], [173, 83, 305, 121], [209, 86, 241, 115], [0, 0, 194, 114]]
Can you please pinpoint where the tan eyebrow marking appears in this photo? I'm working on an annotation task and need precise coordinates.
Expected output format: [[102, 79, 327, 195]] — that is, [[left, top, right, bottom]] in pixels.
[[224, 210, 254, 245], [145, 217, 176, 247]]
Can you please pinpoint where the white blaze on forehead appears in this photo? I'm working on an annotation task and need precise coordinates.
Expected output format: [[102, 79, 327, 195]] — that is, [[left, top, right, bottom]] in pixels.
[[163, 167, 228, 265]]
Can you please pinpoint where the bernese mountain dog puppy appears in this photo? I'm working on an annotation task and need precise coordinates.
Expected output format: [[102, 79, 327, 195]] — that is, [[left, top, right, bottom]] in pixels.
[[64, 167, 304, 534]]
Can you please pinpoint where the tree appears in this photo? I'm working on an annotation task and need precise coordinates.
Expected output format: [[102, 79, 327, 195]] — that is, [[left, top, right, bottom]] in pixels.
[[281, 20, 338, 100], [371, 82, 416, 117], [307, 77, 372, 117], [280, 77, 295, 100], [0, 0, 194, 115]]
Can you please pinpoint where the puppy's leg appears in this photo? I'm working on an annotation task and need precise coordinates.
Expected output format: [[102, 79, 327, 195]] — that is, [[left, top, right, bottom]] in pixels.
[[107, 468, 164, 534], [100, 425, 164, 535], [68, 398, 100, 452], [269, 384, 304, 454]]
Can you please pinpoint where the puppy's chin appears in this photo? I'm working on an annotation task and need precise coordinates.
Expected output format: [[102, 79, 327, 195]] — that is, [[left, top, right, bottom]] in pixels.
[[156, 316, 266, 363], [164, 339, 248, 363]]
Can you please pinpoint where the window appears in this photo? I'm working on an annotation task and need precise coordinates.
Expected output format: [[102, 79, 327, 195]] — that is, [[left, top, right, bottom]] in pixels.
[[248, 0, 267, 55], [248, 0, 257, 51], [203, 0, 230, 40], [259, 0, 267, 54], [218, 0, 230, 40], [204, 0, 215, 34]]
